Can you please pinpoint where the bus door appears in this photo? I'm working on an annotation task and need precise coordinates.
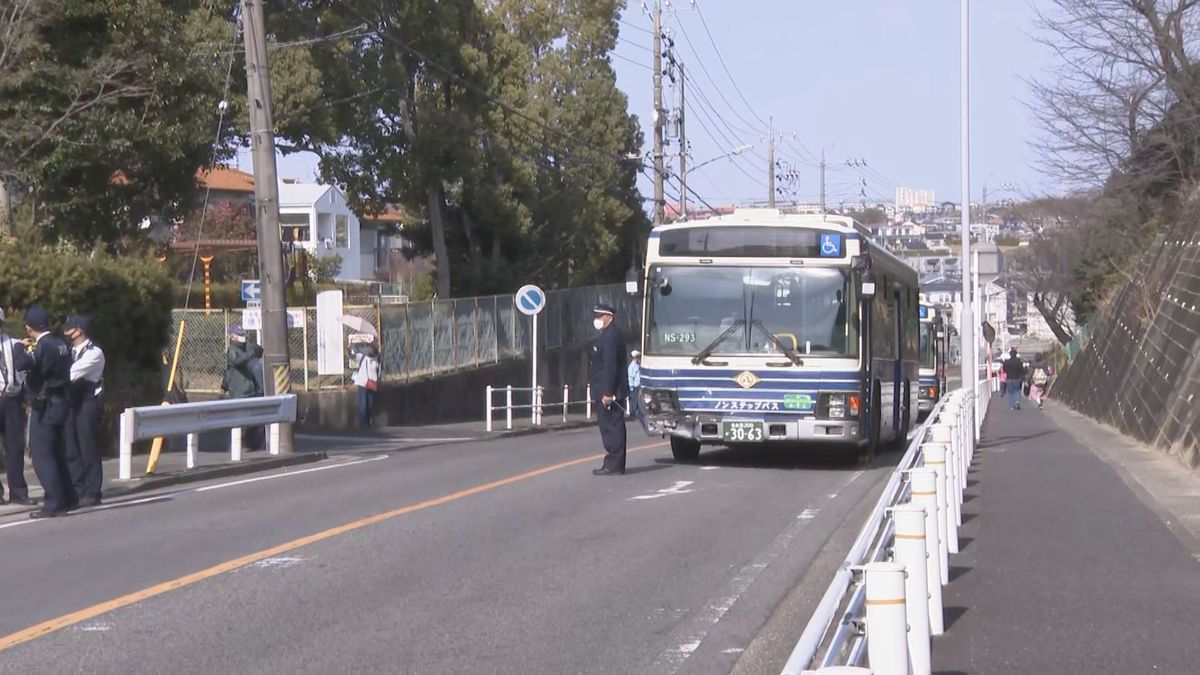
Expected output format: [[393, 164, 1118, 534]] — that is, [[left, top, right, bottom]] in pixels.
[[893, 289, 903, 431]]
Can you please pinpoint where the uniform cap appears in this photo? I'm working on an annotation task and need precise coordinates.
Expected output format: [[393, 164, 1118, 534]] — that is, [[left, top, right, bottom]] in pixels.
[[630, 350, 641, 357], [228, 323, 246, 336], [23, 305, 50, 331], [592, 303, 615, 316], [63, 314, 91, 332]]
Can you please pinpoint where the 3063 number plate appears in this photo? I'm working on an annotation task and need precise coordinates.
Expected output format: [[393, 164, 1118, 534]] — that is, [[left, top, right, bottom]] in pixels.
[[723, 421, 764, 443]]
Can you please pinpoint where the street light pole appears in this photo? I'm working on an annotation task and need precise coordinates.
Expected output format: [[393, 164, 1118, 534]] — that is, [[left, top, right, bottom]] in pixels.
[[959, 0, 977, 443]]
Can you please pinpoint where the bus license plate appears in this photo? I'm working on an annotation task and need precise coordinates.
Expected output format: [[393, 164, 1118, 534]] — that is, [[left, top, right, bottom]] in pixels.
[[723, 421, 764, 443]]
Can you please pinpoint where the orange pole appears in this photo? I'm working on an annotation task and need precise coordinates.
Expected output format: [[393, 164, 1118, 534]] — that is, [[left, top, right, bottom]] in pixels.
[[201, 255, 214, 310]]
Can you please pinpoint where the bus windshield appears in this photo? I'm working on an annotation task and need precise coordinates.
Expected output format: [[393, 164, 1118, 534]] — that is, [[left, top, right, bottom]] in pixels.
[[646, 265, 858, 358], [919, 322, 936, 367]]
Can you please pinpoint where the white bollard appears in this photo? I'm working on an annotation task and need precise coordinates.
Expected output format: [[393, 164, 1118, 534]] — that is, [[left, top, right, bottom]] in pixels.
[[944, 438, 961, 552], [908, 469, 944, 635], [486, 385, 493, 432], [268, 423, 281, 456], [891, 504, 932, 675], [506, 385, 513, 430], [563, 384, 569, 423], [118, 410, 133, 481], [186, 432, 198, 469], [231, 427, 243, 462], [922, 442, 950, 585], [864, 562, 909, 675]]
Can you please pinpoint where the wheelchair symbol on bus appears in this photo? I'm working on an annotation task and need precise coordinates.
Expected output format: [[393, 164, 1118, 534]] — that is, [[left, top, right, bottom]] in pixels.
[[819, 233, 842, 257]]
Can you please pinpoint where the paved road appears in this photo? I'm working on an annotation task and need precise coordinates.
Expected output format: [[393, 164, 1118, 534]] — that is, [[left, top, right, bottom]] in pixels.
[[0, 423, 896, 674]]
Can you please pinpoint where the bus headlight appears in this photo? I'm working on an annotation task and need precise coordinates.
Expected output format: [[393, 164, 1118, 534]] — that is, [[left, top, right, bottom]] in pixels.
[[642, 388, 679, 415], [818, 393, 860, 419]]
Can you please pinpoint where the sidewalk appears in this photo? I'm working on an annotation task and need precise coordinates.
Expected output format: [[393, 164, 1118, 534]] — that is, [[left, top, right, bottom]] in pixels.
[[935, 397, 1200, 673], [0, 413, 599, 518]]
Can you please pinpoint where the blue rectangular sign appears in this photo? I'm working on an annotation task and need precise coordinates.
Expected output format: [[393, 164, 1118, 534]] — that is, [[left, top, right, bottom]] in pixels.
[[241, 279, 262, 302], [818, 233, 843, 258]]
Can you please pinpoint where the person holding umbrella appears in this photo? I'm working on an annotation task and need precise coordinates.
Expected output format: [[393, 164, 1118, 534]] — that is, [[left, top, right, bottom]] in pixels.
[[349, 339, 381, 429]]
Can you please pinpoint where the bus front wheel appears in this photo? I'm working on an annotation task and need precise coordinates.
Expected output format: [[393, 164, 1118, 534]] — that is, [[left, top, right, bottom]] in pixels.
[[671, 436, 702, 462]]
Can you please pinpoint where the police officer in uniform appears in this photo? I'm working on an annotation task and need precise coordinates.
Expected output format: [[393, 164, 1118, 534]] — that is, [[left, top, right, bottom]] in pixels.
[[588, 303, 629, 475], [63, 315, 105, 507], [23, 306, 75, 518], [0, 309, 34, 505]]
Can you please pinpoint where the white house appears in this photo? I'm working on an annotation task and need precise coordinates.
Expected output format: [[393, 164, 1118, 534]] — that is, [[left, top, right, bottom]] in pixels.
[[277, 181, 366, 282]]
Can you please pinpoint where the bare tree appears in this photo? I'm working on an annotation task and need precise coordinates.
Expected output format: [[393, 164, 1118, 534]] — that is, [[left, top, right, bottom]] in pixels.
[[1028, 0, 1200, 191]]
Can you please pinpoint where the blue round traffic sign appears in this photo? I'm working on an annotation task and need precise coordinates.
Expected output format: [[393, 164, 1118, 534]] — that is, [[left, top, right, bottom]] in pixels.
[[515, 284, 546, 316]]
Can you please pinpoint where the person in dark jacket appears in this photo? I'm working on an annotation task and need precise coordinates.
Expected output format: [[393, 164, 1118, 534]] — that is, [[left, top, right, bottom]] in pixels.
[[223, 324, 264, 450], [1001, 347, 1027, 411], [0, 309, 34, 505], [588, 303, 629, 475], [23, 306, 75, 518]]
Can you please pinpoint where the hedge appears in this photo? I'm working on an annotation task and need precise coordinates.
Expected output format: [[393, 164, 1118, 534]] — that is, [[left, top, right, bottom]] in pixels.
[[0, 244, 174, 372]]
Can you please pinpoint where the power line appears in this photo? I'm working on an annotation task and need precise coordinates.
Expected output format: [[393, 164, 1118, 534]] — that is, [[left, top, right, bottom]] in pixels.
[[612, 52, 653, 71], [617, 35, 653, 53], [669, 14, 767, 138], [692, 1, 770, 129], [619, 17, 653, 35]]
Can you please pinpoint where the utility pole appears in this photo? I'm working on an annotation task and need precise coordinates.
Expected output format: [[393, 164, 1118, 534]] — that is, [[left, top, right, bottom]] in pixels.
[[819, 149, 827, 213], [678, 62, 687, 221], [652, 0, 665, 224], [242, 0, 293, 454], [767, 116, 776, 208]]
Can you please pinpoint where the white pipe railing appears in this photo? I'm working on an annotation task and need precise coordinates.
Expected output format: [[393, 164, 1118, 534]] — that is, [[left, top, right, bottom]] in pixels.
[[782, 382, 989, 674], [485, 383, 593, 431]]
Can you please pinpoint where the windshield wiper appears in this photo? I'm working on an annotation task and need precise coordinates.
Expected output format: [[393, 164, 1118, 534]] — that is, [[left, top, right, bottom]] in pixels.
[[691, 319, 745, 365], [750, 320, 804, 366]]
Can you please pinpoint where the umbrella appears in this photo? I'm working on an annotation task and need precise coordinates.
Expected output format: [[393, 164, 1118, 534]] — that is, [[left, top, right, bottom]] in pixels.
[[339, 314, 378, 337]]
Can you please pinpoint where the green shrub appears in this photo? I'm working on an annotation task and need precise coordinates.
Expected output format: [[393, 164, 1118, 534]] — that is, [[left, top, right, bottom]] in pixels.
[[0, 243, 174, 372]]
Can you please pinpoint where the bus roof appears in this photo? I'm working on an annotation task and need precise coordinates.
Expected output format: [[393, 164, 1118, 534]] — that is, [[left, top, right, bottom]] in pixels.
[[652, 209, 871, 239]]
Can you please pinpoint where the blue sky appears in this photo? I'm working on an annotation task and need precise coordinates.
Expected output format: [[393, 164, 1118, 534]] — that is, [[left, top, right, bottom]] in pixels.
[[244, 1, 1055, 207]]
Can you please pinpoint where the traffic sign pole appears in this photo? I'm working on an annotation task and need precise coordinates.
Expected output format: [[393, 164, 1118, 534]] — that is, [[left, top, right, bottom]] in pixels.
[[514, 284, 547, 426]]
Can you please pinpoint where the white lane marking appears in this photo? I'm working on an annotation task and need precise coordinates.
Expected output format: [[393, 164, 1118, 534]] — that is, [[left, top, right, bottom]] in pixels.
[[248, 555, 306, 570], [79, 622, 111, 632], [630, 481, 696, 501], [826, 470, 865, 500], [699, 466, 719, 471], [648, 470, 868, 673], [798, 508, 820, 520], [194, 455, 389, 493], [300, 435, 474, 444], [722, 648, 744, 654], [0, 455, 391, 532]]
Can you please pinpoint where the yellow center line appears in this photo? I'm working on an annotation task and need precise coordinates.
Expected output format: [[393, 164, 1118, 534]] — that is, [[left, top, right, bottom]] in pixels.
[[0, 440, 668, 652]]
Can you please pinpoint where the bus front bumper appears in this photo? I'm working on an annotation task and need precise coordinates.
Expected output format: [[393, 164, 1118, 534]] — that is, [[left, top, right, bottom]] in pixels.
[[645, 412, 862, 446]]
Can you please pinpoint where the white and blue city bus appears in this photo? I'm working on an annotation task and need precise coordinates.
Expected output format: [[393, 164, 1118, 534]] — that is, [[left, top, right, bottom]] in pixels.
[[637, 209, 920, 463], [917, 302, 946, 418]]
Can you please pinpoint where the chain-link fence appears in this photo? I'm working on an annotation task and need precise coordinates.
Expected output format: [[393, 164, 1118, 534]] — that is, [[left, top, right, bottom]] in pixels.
[[169, 283, 640, 394]]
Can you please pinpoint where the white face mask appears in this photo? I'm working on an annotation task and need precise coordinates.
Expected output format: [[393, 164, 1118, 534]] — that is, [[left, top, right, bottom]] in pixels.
[[593, 318, 605, 331]]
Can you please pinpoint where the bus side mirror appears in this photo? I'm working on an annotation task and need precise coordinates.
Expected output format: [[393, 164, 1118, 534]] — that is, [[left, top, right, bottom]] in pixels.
[[860, 269, 876, 298]]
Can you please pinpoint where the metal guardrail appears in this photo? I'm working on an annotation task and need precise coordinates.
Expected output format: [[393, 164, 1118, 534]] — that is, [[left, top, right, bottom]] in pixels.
[[117, 395, 299, 480], [485, 384, 596, 430], [782, 382, 989, 675]]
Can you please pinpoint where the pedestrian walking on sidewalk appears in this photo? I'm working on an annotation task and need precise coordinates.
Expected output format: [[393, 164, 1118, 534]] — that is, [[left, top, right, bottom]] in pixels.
[[222, 324, 264, 451], [1029, 363, 1050, 409], [349, 342, 381, 429], [588, 303, 628, 476], [23, 306, 75, 519], [0, 309, 34, 506], [1002, 347, 1026, 410], [63, 315, 105, 507]]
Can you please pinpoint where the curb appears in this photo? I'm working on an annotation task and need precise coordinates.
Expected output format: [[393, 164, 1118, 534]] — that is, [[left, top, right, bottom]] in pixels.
[[106, 452, 328, 499], [488, 419, 597, 438]]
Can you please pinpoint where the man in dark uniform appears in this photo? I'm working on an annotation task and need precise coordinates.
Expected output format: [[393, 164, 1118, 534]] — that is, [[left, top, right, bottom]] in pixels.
[[588, 303, 629, 475], [23, 305, 75, 518], [0, 309, 34, 505], [63, 315, 105, 507]]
